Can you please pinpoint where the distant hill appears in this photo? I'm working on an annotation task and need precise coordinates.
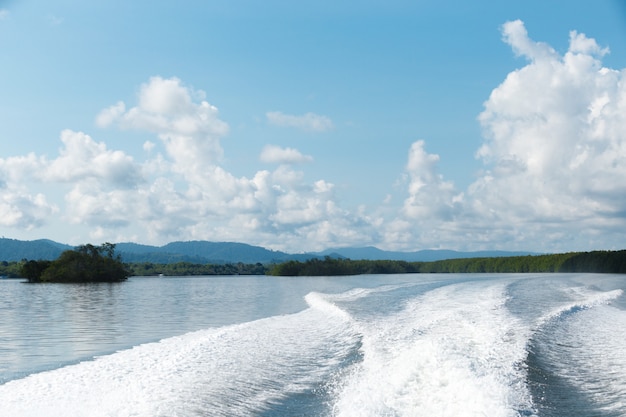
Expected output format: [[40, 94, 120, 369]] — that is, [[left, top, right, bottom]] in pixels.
[[0, 238, 71, 261], [0, 238, 539, 264], [0, 239, 311, 264], [316, 246, 540, 262], [116, 241, 303, 264]]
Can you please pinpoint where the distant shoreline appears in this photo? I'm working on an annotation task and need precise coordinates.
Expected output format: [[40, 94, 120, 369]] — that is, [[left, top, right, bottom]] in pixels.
[[267, 250, 626, 276], [2, 245, 625, 279]]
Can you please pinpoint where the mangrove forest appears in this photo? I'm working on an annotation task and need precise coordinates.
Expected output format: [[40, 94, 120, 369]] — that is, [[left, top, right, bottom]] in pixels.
[[267, 250, 626, 276]]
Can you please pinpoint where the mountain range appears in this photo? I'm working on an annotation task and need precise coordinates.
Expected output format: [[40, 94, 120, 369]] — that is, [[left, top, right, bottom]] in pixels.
[[0, 238, 539, 264]]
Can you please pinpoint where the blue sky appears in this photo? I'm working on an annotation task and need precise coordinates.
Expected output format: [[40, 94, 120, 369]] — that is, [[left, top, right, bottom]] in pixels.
[[1, 0, 626, 253]]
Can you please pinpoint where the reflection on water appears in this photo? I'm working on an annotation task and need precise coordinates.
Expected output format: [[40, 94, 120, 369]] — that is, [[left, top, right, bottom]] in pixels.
[[0, 274, 385, 383]]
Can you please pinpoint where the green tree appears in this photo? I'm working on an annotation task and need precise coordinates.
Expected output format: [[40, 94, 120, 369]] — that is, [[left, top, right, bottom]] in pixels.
[[25, 243, 129, 283], [20, 260, 52, 281]]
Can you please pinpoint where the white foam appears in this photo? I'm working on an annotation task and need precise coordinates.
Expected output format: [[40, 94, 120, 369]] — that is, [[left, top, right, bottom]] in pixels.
[[305, 291, 353, 321], [0, 304, 360, 417], [536, 287, 623, 328], [323, 282, 418, 302], [331, 281, 536, 417]]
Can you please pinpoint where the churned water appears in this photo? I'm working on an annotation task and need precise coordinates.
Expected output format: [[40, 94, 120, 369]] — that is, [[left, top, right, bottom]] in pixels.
[[0, 273, 624, 416]]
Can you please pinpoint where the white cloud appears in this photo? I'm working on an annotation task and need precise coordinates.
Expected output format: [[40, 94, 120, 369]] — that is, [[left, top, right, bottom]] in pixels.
[[377, 21, 626, 253], [469, 20, 626, 250], [83, 77, 375, 250], [259, 145, 313, 164], [96, 101, 125, 128], [501, 20, 557, 62], [0, 129, 143, 235], [0, 191, 56, 229], [64, 182, 136, 228], [313, 179, 334, 194], [0, 10, 9, 20], [0, 154, 57, 229], [0, 153, 46, 183], [102, 77, 229, 182], [266, 111, 334, 132], [569, 30, 609, 56], [143, 141, 156, 152], [402, 140, 461, 220], [46, 130, 141, 188], [0, 75, 375, 250]]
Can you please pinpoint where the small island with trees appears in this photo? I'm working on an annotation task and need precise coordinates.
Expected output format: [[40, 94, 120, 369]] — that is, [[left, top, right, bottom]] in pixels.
[[20, 243, 129, 283]]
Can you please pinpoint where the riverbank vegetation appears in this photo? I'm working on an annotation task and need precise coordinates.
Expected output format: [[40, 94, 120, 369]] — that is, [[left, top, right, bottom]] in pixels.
[[0, 261, 23, 278], [1, 259, 267, 279], [267, 250, 626, 276], [1, 258, 268, 280], [126, 261, 267, 276]]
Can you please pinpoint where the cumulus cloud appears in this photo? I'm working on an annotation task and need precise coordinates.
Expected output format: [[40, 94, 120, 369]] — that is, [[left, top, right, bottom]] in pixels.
[[379, 20, 626, 252], [0, 109, 372, 249], [500, 20, 557, 62], [96, 101, 125, 128], [0, 191, 56, 229], [0, 155, 56, 229], [0, 129, 143, 234], [376, 141, 465, 251], [47, 130, 142, 188], [266, 111, 334, 132], [0, 153, 45, 183], [259, 145, 313, 164], [0, 73, 387, 250], [402, 140, 461, 221], [100, 76, 229, 182], [469, 20, 626, 250], [64, 182, 136, 228], [85, 77, 376, 250]]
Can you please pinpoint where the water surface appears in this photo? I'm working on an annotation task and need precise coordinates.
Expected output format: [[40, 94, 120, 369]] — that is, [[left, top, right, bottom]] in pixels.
[[1, 273, 624, 416]]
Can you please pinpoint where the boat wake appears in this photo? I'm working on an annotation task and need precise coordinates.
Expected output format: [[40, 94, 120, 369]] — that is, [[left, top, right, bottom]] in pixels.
[[0, 274, 624, 417]]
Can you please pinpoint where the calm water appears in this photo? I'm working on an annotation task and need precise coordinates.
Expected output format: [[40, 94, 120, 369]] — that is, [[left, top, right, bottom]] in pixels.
[[0, 273, 625, 416]]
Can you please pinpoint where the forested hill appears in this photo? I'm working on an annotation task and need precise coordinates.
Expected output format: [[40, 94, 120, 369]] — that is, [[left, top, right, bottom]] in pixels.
[[116, 241, 308, 264], [0, 238, 538, 264], [0, 239, 304, 264], [0, 239, 71, 261]]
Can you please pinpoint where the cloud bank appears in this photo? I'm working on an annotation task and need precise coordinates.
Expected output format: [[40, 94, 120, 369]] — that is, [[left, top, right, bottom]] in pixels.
[[470, 20, 626, 250], [80, 77, 371, 248], [2, 21, 626, 252], [386, 20, 626, 252]]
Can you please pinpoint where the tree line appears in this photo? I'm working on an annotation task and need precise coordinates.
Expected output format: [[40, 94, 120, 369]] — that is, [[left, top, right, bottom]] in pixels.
[[127, 261, 267, 276], [4, 247, 626, 280], [267, 250, 626, 276]]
